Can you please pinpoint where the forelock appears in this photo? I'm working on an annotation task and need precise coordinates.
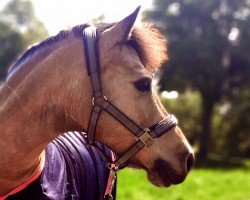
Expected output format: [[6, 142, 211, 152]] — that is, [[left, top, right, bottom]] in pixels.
[[128, 24, 168, 74]]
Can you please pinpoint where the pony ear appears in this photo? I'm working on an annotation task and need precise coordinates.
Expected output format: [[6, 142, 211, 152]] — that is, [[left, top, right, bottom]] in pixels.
[[106, 6, 141, 43]]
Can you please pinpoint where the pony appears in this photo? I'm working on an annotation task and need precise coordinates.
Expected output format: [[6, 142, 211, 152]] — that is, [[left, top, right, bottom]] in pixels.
[[0, 7, 194, 200]]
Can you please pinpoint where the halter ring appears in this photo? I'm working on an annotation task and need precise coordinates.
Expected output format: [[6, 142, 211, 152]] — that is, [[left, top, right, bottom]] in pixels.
[[92, 95, 108, 106]]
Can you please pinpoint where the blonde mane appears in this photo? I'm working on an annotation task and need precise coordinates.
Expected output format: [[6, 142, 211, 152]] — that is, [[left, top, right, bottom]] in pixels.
[[130, 25, 168, 73]]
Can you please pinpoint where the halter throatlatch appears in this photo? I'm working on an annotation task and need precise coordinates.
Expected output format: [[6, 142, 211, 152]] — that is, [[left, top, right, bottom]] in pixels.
[[83, 26, 178, 171]]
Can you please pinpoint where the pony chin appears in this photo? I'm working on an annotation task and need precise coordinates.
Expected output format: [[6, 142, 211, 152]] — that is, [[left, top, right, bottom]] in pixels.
[[127, 163, 171, 187], [147, 171, 172, 187]]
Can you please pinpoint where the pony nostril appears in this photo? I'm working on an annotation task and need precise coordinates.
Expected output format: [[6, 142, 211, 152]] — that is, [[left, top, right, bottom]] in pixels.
[[186, 153, 194, 172]]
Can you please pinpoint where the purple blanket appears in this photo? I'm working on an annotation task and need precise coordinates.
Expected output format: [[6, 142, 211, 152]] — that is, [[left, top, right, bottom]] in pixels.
[[7, 132, 116, 200]]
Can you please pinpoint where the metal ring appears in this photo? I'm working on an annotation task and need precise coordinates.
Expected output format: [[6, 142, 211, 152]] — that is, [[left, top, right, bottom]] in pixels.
[[92, 97, 95, 106], [103, 95, 108, 101], [92, 95, 108, 106]]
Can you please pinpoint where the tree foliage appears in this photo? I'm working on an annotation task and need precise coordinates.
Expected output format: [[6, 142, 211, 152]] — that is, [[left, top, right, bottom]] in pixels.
[[145, 0, 250, 158], [0, 0, 48, 81], [161, 92, 201, 144]]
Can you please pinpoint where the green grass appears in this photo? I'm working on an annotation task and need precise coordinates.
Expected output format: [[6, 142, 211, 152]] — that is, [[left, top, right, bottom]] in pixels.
[[117, 159, 250, 200]]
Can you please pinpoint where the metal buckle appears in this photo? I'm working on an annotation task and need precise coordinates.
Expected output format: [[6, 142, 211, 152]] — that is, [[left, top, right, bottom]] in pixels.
[[137, 128, 154, 147]]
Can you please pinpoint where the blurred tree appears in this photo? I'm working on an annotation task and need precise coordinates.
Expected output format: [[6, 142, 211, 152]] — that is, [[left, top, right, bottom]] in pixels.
[[160, 91, 202, 145], [145, 0, 250, 158], [0, 21, 23, 81], [91, 14, 105, 25], [213, 88, 250, 157], [0, 0, 48, 81]]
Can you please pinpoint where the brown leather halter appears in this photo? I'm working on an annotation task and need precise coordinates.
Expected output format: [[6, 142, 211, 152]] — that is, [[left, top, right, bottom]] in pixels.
[[83, 26, 178, 171]]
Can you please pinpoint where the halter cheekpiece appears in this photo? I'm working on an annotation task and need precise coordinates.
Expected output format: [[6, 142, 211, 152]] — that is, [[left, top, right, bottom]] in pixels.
[[83, 26, 178, 171]]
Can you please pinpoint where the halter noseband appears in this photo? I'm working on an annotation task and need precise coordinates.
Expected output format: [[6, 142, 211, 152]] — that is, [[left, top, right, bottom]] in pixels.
[[83, 26, 178, 171]]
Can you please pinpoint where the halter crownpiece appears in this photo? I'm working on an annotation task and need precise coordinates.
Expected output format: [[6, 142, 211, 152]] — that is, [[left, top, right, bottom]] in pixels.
[[83, 26, 178, 170]]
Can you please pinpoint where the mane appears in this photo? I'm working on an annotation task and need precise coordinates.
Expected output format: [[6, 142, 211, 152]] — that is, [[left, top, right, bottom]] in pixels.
[[7, 24, 90, 75], [7, 23, 167, 78]]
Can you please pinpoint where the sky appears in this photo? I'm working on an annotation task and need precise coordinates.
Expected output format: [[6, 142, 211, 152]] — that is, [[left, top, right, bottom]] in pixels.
[[1, 0, 153, 35]]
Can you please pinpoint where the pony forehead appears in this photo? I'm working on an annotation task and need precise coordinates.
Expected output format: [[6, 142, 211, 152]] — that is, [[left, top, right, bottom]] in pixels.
[[98, 23, 168, 73]]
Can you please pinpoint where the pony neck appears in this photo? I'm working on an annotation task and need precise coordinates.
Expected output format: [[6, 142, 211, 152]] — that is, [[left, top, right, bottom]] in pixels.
[[0, 37, 91, 195]]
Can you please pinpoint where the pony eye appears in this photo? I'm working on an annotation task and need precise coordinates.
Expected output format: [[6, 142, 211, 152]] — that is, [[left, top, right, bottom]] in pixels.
[[134, 77, 152, 92]]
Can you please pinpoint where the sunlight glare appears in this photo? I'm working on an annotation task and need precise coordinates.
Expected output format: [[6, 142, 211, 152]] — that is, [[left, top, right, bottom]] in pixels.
[[32, 0, 153, 35], [228, 27, 239, 41], [161, 91, 179, 99]]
